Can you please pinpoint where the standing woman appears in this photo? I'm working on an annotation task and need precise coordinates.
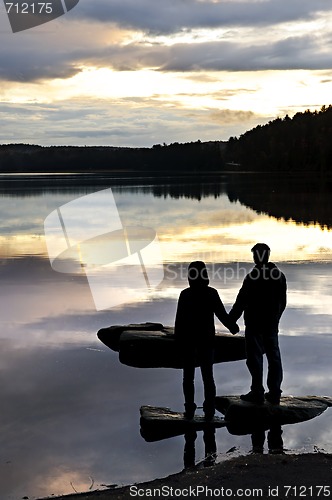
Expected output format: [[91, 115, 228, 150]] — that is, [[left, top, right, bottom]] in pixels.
[[175, 261, 239, 420]]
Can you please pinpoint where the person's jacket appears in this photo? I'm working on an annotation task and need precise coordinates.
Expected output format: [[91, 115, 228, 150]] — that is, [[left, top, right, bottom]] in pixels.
[[175, 284, 236, 346], [229, 262, 287, 331]]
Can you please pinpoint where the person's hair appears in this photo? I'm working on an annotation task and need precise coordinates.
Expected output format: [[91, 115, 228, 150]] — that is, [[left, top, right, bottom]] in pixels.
[[251, 243, 270, 264], [188, 261, 209, 286]]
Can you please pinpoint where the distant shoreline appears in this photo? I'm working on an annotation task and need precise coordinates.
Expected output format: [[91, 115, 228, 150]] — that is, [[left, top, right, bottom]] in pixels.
[[0, 141, 226, 174]]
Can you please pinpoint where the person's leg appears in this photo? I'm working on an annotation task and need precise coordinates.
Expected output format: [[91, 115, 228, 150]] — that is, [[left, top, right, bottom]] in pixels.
[[183, 364, 196, 418], [251, 428, 265, 453], [267, 424, 283, 453], [242, 330, 265, 402], [200, 348, 216, 418], [264, 334, 283, 402], [201, 364, 216, 417], [203, 428, 217, 466], [184, 430, 197, 468]]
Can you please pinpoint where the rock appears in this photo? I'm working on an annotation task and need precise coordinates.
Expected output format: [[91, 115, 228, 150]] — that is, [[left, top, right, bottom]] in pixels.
[[139, 397, 332, 442], [140, 405, 225, 442], [97, 322, 164, 352], [215, 395, 332, 434], [97, 323, 246, 368]]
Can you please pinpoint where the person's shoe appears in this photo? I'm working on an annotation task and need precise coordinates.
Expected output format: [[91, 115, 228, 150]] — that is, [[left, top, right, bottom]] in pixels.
[[269, 447, 284, 455], [265, 392, 281, 405], [204, 410, 215, 421], [184, 410, 195, 420], [203, 402, 215, 421], [240, 391, 264, 405], [251, 446, 264, 454], [184, 403, 196, 420]]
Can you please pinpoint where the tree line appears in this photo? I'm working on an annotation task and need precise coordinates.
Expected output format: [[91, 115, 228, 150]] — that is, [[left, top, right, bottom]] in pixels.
[[225, 105, 332, 173], [0, 141, 226, 173], [2, 106, 332, 174]]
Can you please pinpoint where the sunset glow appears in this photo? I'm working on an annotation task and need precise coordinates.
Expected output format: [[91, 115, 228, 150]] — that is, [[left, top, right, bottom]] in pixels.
[[1, 2, 332, 146]]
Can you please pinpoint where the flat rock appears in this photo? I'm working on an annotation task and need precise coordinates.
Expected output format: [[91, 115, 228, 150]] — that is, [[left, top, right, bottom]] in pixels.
[[140, 405, 225, 442], [97, 322, 164, 352], [215, 395, 332, 434], [97, 323, 246, 368]]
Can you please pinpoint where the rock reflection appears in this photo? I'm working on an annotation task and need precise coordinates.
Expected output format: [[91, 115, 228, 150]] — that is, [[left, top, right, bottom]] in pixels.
[[140, 396, 332, 468], [140, 406, 220, 470]]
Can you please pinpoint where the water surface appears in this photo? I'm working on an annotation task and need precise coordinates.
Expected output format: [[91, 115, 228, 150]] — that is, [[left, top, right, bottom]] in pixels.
[[0, 173, 332, 499]]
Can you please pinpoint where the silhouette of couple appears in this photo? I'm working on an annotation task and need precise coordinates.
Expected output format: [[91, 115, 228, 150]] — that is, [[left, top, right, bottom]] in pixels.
[[174, 243, 287, 420]]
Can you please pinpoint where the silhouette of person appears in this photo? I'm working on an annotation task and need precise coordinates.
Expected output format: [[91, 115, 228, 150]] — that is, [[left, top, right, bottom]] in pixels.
[[175, 261, 239, 420], [251, 424, 284, 454], [184, 428, 217, 469], [229, 243, 287, 405]]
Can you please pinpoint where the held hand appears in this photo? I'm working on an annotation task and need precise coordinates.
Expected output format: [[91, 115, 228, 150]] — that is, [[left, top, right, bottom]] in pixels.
[[229, 323, 240, 335]]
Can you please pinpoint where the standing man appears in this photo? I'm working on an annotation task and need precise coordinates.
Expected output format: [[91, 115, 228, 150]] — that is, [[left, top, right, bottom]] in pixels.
[[229, 243, 287, 405]]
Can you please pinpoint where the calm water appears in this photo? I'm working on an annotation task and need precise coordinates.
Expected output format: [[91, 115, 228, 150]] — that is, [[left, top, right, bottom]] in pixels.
[[1, 174, 332, 499]]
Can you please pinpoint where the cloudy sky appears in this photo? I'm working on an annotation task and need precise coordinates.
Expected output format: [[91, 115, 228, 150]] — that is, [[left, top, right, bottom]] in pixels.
[[1, 0, 332, 147]]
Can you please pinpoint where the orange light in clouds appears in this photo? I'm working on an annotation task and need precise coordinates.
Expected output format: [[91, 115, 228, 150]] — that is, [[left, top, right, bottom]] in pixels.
[[2, 211, 332, 264]]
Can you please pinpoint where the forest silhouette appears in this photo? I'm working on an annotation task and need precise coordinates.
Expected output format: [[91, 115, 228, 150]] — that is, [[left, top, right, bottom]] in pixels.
[[225, 105, 332, 173], [2, 106, 332, 228], [1, 106, 332, 175]]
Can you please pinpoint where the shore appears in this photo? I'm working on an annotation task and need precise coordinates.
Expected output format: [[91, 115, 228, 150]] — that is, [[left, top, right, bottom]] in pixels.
[[44, 452, 332, 500]]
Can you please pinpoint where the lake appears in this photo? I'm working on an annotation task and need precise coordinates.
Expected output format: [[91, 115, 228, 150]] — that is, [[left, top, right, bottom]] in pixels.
[[0, 173, 332, 499]]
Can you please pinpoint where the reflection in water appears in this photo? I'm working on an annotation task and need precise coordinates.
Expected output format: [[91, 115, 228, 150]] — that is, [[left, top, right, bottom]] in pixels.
[[0, 174, 332, 499], [2, 171, 332, 231], [139, 395, 330, 474], [0, 173, 229, 200], [140, 411, 310, 471], [148, 422, 281, 470], [184, 428, 217, 468], [227, 174, 332, 229], [250, 424, 284, 454]]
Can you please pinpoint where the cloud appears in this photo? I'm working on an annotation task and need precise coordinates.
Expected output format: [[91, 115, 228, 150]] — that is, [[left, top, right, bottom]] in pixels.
[[77, 0, 332, 34], [1, 1, 332, 83], [82, 34, 332, 73], [1, 0, 332, 146], [208, 109, 256, 124], [0, 98, 262, 145], [2, 33, 330, 85]]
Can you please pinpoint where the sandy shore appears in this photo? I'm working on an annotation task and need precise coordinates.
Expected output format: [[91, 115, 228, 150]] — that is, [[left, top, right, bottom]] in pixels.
[[44, 452, 332, 500]]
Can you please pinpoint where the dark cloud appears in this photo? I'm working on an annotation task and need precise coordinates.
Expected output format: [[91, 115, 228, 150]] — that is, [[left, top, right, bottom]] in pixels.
[[74, 35, 331, 73], [37, 35, 332, 81], [77, 0, 332, 34], [0, 48, 80, 81], [1, 1, 332, 82], [0, 36, 321, 84], [1, 0, 331, 145]]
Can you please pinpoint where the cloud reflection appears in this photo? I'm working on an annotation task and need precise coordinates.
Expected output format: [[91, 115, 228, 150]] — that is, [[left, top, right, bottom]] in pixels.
[[1, 333, 332, 499], [1, 183, 332, 498]]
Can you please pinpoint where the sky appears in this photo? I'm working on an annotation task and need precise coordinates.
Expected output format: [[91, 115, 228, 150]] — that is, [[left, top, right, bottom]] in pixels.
[[1, 0, 332, 147]]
